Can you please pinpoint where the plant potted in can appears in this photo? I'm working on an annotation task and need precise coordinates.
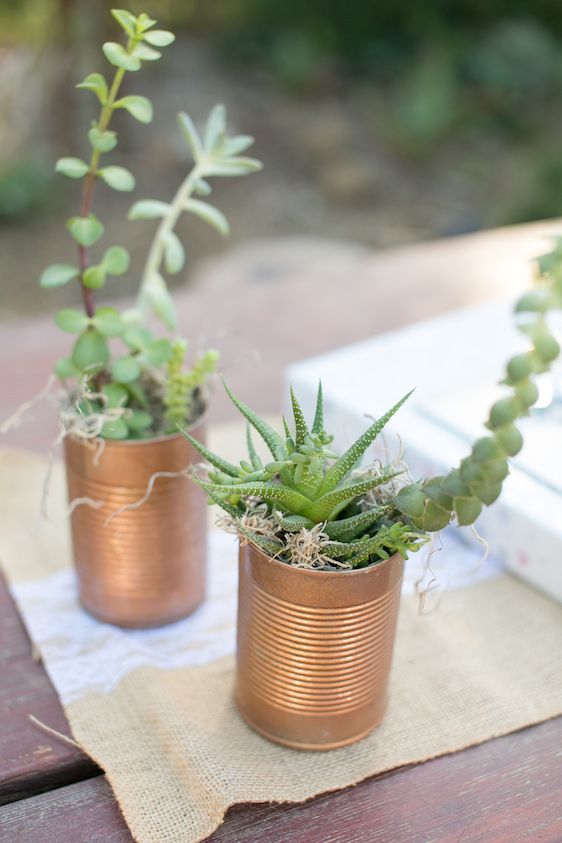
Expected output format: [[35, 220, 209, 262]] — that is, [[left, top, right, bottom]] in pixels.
[[184, 244, 561, 750], [39, 8, 262, 627]]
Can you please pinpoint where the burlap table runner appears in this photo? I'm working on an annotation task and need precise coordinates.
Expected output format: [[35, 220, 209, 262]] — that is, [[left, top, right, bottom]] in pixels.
[[1, 447, 561, 843]]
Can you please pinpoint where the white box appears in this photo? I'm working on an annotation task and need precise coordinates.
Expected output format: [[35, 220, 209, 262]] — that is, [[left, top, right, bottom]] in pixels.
[[286, 300, 562, 603]]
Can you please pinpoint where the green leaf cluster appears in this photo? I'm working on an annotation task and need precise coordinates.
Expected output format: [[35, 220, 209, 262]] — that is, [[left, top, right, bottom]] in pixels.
[[187, 382, 425, 568]]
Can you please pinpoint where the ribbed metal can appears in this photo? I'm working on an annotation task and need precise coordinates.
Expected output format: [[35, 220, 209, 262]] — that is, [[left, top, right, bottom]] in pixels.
[[63, 424, 206, 628], [235, 542, 404, 750]]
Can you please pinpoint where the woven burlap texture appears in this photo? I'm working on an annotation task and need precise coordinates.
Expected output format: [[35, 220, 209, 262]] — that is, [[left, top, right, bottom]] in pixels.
[[1, 448, 561, 843]]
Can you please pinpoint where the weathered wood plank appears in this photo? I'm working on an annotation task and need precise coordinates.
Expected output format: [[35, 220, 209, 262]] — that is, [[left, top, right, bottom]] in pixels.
[[1, 718, 560, 842], [0, 573, 98, 804]]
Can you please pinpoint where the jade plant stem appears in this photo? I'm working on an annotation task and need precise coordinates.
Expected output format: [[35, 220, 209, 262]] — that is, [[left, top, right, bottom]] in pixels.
[[77, 38, 138, 318], [137, 164, 203, 307]]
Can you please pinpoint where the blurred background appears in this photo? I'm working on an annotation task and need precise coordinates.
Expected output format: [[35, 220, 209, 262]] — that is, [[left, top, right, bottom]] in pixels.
[[3, 0, 562, 318]]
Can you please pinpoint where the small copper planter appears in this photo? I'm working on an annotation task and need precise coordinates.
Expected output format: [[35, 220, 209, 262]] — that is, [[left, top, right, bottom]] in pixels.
[[235, 543, 404, 751], [64, 425, 206, 628]]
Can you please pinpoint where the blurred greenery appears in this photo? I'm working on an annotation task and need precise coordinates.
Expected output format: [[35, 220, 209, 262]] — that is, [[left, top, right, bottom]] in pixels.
[[2, 0, 562, 227]]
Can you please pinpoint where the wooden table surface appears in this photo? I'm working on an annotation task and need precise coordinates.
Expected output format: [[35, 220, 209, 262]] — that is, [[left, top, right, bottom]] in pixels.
[[1, 224, 562, 841]]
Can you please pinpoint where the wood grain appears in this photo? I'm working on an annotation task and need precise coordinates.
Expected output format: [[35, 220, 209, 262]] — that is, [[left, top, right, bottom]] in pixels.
[[0, 573, 98, 804], [1, 718, 560, 842]]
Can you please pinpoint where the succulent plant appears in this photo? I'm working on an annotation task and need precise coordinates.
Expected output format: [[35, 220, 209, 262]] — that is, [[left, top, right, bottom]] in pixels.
[[187, 240, 561, 570], [39, 8, 262, 440]]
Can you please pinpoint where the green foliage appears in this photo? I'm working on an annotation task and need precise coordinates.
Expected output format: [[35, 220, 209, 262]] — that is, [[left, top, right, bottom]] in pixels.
[[187, 382, 426, 569], [40, 8, 262, 440]]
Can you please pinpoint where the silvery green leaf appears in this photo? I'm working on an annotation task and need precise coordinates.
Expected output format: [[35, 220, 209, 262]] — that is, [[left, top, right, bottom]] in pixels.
[[143, 29, 175, 46], [93, 307, 123, 337], [132, 42, 161, 61], [202, 156, 262, 177], [55, 309, 89, 334], [128, 199, 170, 220], [102, 245, 130, 275], [67, 215, 104, 247], [144, 272, 177, 330], [114, 95, 153, 124], [193, 178, 211, 196], [111, 9, 137, 36], [185, 199, 229, 236], [76, 73, 108, 103], [55, 157, 89, 178], [162, 231, 185, 274], [137, 13, 156, 31], [83, 265, 107, 290], [102, 42, 141, 71], [99, 166, 135, 192], [224, 135, 254, 155], [40, 264, 79, 288], [177, 112, 203, 163], [203, 104, 226, 153], [88, 126, 117, 152]]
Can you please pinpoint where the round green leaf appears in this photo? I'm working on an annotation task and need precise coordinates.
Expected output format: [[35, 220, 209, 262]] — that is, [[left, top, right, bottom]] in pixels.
[[55, 309, 89, 334], [102, 245, 130, 275], [83, 265, 107, 290], [88, 127, 117, 152], [72, 329, 109, 373], [102, 42, 141, 71], [163, 230, 185, 274], [101, 418, 129, 440], [111, 356, 142, 383], [143, 30, 175, 47], [110, 9, 137, 36], [102, 382, 129, 408], [93, 307, 123, 337], [132, 42, 161, 61], [123, 325, 152, 351], [40, 264, 79, 289], [128, 199, 169, 220], [55, 157, 89, 179], [55, 357, 80, 379], [99, 166, 135, 192], [145, 338, 173, 366], [126, 409, 153, 432], [137, 13, 156, 31], [76, 72, 108, 104], [67, 215, 104, 247], [114, 95, 153, 124]]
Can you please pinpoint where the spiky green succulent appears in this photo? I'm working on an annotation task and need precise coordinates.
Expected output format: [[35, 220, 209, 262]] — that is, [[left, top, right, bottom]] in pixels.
[[185, 382, 426, 569], [187, 239, 561, 570]]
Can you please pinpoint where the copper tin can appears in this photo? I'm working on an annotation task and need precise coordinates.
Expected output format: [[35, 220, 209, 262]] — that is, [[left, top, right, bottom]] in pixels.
[[235, 542, 404, 751], [64, 424, 206, 628]]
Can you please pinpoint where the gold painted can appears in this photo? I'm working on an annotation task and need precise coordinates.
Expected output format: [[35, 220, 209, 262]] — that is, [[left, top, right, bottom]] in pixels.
[[235, 542, 404, 750], [64, 425, 206, 628]]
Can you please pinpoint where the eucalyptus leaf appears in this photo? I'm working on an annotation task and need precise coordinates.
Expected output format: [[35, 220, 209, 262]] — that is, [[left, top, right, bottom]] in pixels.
[[143, 29, 175, 47], [111, 356, 142, 383], [128, 199, 170, 220], [88, 126, 117, 152], [162, 230, 185, 274], [99, 166, 135, 192], [185, 199, 229, 236], [76, 72, 108, 104], [55, 157, 89, 179], [72, 329, 109, 373], [92, 307, 123, 337], [102, 245, 130, 275], [40, 264, 79, 288], [102, 42, 141, 72], [67, 215, 104, 247], [83, 265, 107, 290], [55, 309, 89, 334], [177, 111, 203, 162], [114, 95, 153, 124]]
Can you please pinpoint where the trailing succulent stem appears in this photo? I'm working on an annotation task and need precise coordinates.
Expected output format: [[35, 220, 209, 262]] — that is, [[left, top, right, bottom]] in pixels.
[[396, 239, 562, 531]]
